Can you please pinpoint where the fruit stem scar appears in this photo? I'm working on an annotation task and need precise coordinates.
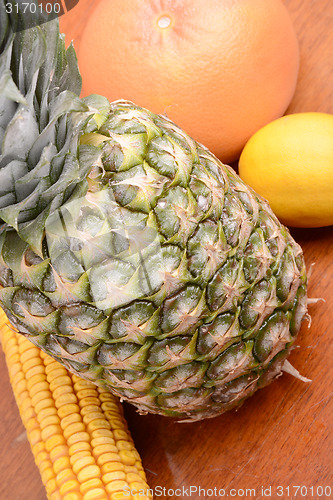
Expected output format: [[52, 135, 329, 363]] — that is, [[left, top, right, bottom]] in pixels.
[[157, 15, 171, 29]]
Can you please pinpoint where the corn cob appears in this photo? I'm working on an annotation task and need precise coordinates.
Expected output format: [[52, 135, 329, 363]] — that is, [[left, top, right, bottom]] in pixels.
[[0, 311, 152, 500]]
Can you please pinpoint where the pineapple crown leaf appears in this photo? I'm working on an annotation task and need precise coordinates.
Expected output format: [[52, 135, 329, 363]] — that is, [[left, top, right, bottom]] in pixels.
[[0, 70, 27, 105], [0, 0, 103, 254]]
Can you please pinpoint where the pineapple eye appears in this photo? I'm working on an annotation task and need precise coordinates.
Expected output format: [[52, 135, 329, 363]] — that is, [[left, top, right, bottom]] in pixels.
[[24, 248, 43, 266], [88, 165, 104, 179]]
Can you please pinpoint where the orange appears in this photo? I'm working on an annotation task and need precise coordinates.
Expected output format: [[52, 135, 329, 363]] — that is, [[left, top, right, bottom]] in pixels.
[[64, 0, 299, 163]]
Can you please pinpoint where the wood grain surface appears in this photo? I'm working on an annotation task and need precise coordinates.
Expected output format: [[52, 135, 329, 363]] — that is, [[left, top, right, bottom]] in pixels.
[[1, 1, 332, 499]]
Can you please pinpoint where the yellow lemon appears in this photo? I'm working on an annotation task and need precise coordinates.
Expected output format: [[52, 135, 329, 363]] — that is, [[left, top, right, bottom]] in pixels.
[[238, 112, 333, 227]]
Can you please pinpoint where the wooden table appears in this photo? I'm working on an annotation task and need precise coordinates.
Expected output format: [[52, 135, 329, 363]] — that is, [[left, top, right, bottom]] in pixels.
[[1, 1, 332, 498]]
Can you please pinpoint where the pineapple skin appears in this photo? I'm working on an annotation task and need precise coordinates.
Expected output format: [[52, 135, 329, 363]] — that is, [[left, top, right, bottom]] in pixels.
[[0, 2, 308, 420], [0, 98, 308, 421]]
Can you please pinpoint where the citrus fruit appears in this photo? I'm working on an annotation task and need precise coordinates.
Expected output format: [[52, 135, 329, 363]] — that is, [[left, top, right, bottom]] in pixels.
[[74, 0, 299, 162], [239, 112, 333, 228]]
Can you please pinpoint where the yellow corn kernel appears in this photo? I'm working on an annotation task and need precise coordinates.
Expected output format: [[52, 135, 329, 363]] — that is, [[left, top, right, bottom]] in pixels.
[[69, 451, 92, 465], [60, 413, 82, 429], [49, 375, 72, 391], [7, 357, 19, 371], [53, 456, 71, 475], [12, 371, 25, 385], [41, 351, 56, 362], [26, 416, 40, 433], [20, 347, 41, 363], [18, 395, 32, 413], [35, 397, 56, 414], [77, 464, 102, 483], [72, 374, 91, 384], [114, 429, 133, 441], [46, 366, 68, 379], [54, 392, 78, 408], [50, 444, 69, 462], [101, 462, 125, 475], [125, 463, 142, 472], [22, 358, 43, 373], [2, 335, 16, 349], [59, 479, 81, 496], [78, 396, 101, 407], [5, 339, 20, 359], [72, 456, 96, 475], [77, 388, 99, 399], [49, 490, 63, 500], [9, 361, 25, 377], [32, 441, 46, 456], [29, 428, 42, 446], [23, 404, 36, 421], [80, 405, 100, 416], [41, 466, 56, 485], [56, 467, 77, 485], [83, 488, 108, 500], [14, 377, 28, 395], [0, 312, 151, 500], [116, 440, 133, 452], [102, 471, 127, 484], [126, 473, 144, 484], [45, 434, 66, 452], [91, 428, 114, 440], [40, 459, 54, 475], [53, 385, 74, 400], [103, 415, 125, 430], [26, 377, 47, 394], [69, 442, 92, 456], [25, 364, 45, 379], [58, 403, 81, 419], [97, 390, 114, 400], [40, 415, 61, 430], [94, 444, 118, 457], [38, 406, 58, 420], [138, 470, 148, 481], [73, 381, 96, 390], [91, 436, 116, 448], [96, 453, 122, 466], [105, 480, 129, 495], [63, 492, 83, 500], [67, 431, 91, 447], [31, 390, 53, 407], [35, 450, 49, 468], [87, 419, 111, 433], [63, 422, 86, 440], [28, 377, 47, 394], [119, 450, 137, 466], [46, 478, 58, 496], [79, 478, 104, 496], [41, 424, 63, 442], [82, 412, 105, 425]]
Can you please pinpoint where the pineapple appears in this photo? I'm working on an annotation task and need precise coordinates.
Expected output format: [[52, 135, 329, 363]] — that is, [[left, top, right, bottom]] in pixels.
[[0, 1, 308, 421]]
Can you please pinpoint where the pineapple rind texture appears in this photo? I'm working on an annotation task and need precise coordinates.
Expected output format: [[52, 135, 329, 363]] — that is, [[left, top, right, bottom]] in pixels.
[[0, 2, 308, 420], [0, 98, 308, 420]]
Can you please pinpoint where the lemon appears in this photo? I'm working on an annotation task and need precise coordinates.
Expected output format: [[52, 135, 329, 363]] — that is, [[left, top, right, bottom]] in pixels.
[[238, 112, 333, 227]]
